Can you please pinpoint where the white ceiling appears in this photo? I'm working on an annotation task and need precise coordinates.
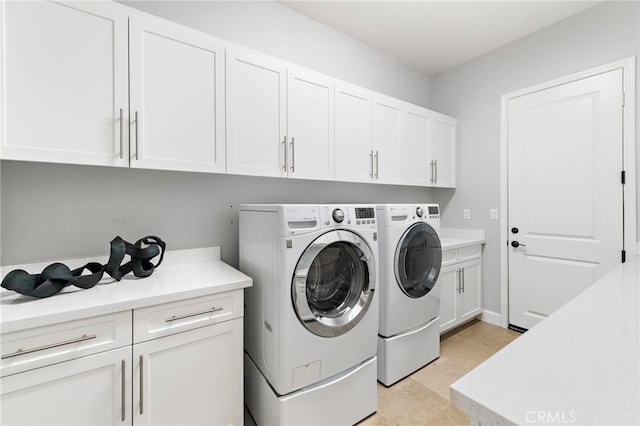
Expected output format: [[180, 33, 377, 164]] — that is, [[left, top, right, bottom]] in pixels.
[[278, 0, 604, 75]]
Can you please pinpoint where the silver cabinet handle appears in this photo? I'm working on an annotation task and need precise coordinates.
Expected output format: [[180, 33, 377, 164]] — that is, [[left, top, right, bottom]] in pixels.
[[282, 136, 287, 172], [1, 334, 96, 359], [165, 306, 223, 322], [139, 355, 144, 415], [369, 150, 374, 178], [429, 160, 437, 183], [134, 111, 140, 161], [461, 267, 465, 293], [456, 269, 461, 294], [121, 359, 126, 422], [434, 159, 438, 183], [290, 137, 295, 173], [119, 108, 124, 160], [374, 150, 379, 178]]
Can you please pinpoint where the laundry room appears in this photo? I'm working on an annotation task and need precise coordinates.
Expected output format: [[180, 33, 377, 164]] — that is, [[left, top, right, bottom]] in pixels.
[[0, 1, 638, 425]]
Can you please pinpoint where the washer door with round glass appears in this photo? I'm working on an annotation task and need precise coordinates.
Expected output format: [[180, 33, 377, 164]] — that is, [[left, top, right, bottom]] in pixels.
[[394, 222, 442, 299], [292, 230, 376, 338]]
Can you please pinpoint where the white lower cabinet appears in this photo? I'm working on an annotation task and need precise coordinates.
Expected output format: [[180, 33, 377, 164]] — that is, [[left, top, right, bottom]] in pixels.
[[1, 346, 132, 426], [1, 290, 243, 425], [133, 319, 243, 426], [439, 245, 483, 334]]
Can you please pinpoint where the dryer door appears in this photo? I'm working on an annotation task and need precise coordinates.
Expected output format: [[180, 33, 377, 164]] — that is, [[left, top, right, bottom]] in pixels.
[[394, 222, 442, 298], [292, 230, 376, 337]]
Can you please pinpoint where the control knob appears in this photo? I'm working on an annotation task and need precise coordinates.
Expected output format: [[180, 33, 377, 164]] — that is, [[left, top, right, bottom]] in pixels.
[[332, 208, 345, 223], [416, 207, 424, 218]]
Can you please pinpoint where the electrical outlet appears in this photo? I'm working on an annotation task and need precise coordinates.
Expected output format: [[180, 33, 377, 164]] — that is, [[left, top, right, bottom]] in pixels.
[[490, 209, 499, 220], [463, 209, 471, 220]]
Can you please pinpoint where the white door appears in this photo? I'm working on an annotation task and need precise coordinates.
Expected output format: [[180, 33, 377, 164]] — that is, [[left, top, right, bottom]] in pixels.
[[287, 67, 335, 180], [372, 95, 403, 185], [438, 265, 458, 333], [129, 15, 225, 173], [226, 48, 287, 177], [133, 320, 243, 426], [508, 69, 624, 330], [1, 347, 131, 425], [0, 1, 129, 166], [334, 82, 373, 183], [400, 105, 430, 186]]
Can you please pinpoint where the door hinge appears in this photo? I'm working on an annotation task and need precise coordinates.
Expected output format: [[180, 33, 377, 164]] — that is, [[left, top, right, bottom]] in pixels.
[[621, 170, 626, 184], [622, 250, 626, 263]]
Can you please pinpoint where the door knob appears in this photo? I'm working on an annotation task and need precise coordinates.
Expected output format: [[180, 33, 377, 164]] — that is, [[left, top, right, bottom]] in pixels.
[[511, 241, 526, 248]]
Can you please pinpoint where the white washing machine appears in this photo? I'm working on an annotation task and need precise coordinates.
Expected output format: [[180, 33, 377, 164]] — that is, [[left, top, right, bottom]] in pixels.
[[240, 204, 379, 425], [376, 203, 442, 386]]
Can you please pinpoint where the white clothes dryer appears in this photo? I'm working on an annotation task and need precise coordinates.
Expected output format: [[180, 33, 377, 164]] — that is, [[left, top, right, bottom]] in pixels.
[[376, 203, 442, 386], [240, 204, 379, 425]]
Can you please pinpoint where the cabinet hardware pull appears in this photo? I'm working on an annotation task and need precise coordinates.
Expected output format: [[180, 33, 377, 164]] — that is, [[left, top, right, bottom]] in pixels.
[[369, 150, 374, 178], [139, 355, 144, 415], [119, 108, 124, 160], [121, 360, 126, 422], [374, 150, 379, 179], [282, 136, 287, 172], [1, 334, 97, 359], [429, 160, 437, 183], [290, 137, 295, 173], [135, 111, 140, 161], [456, 269, 461, 293], [165, 306, 223, 322], [434, 159, 438, 183], [461, 267, 465, 293]]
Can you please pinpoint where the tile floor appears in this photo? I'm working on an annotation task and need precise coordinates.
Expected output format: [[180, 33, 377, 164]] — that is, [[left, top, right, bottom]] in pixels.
[[359, 320, 521, 425], [244, 320, 521, 426]]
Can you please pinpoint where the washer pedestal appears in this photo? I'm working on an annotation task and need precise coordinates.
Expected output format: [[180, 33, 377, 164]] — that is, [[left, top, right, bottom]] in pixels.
[[377, 317, 440, 386], [245, 354, 377, 426]]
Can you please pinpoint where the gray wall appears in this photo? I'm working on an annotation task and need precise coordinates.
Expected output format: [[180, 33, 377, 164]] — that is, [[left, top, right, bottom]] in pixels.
[[0, 0, 438, 267], [429, 0, 640, 315]]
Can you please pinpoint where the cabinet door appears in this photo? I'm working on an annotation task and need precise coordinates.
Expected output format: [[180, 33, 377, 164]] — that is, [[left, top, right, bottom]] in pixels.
[[287, 67, 335, 180], [438, 265, 459, 334], [1, 347, 131, 426], [372, 95, 403, 185], [129, 14, 225, 173], [428, 114, 457, 187], [334, 82, 373, 183], [133, 318, 243, 426], [1, 1, 129, 166], [226, 48, 287, 177], [400, 105, 431, 186], [458, 260, 482, 321]]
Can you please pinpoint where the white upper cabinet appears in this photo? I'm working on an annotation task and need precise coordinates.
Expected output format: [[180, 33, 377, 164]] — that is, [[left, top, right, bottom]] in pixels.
[[287, 67, 335, 181], [400, 104, 431, 186], [372, 95, 403, 185], [334, 82, 374, 183], [428, 113, 457, 187], [1, 1, 456, 186], [129, 14, 226, 173], [0, 1, 129, 167], [226, 48, 335, 181], [226, 48, 287, 178]]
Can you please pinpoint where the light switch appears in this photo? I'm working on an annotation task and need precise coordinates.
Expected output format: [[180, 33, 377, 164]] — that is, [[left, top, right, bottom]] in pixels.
[[490, 209, 499, 220]]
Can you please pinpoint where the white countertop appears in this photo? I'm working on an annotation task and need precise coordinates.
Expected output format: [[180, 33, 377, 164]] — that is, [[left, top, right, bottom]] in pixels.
[[0, 247, 252, 334], [451, 256, 640, 425], [440, 227, 486, 250]]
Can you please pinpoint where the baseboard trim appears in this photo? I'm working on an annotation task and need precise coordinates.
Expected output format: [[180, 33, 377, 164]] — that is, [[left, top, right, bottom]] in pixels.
[[481, 310, 502, 327]]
